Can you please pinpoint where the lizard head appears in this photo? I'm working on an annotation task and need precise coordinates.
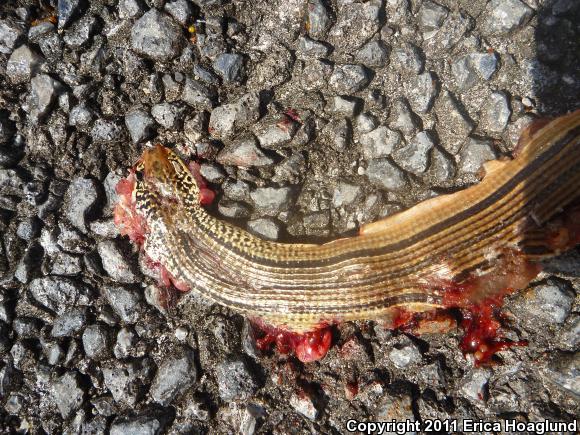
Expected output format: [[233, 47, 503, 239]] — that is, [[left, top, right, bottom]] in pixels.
[[139, 144, 213, 208], [114, 144, 214, 245]]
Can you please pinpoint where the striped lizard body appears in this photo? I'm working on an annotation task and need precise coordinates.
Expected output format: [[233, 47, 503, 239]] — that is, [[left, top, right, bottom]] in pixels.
[[120, 109, 580, 338]]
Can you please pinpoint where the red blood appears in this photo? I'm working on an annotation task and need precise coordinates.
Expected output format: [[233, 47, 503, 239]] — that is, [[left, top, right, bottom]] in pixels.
[[188, 161, 215, 205], [252, 320, 333, 363], [284, 108, 301, 122], [388, 309, 457, 336], [158, 263, 171, 287], [390, 307, 418, 330], [150, 267, 191, 294], [171, 278, 190, 293], [386, 285, 528, 365], [159, 264, 191, 292], [113, 171, 148, 246], [188, 161, 203, 185], [277, 112, 300, 133], [295, 329, 333, 362], [345, 381, 359, 400], [439, 251, 541, 308], [456, 294, 527, 365], [115, 177, 134, 196], [434, 252, 540, 365], [199, 188, 215, 205]]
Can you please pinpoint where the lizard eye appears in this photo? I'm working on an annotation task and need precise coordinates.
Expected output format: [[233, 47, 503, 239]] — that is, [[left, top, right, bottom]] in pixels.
[[135, 169, 144, 181]]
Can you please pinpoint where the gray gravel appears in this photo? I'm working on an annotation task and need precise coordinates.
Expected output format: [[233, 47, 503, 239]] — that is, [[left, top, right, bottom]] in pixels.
[[82, 323, 111, 360], [131, 9, 184, 61], [51, 308, 87, 338], [360, 125, 402, 159], [217, 135, 274, 167], [101, 285, 144, 323], [389, 339, 423, 369], [458, 136, 497, 174], [215, 356, 258, 401], [6, 44, 43, 84], [102, 359, 151, 407], [110, 414, 164, 435], [0, 0, 578, 433], [247, 217, 281, 241], [51, 371, 85, 419], [150, 347, 197, 406], [64, 177, 100, 233], [29, 276, 91, 315], [97, 239, 140, 283], [125, 108, 156, 144]]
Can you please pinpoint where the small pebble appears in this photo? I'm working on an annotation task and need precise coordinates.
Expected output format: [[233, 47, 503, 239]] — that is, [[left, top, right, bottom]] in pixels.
[[131, 9, 184, 61], [82, 324, 111, 360], [150, 348, 197, 406], [215, 357, 258, 401]]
